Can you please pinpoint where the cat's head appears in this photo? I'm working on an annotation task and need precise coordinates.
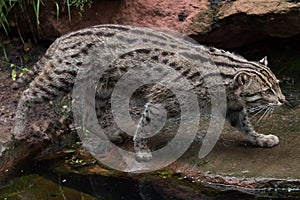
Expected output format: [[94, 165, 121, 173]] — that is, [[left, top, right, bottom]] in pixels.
[[233, 57, 286, 107]]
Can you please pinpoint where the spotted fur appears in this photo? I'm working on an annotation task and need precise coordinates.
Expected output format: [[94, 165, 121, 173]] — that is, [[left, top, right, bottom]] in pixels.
[[12, 25, 286, 162]]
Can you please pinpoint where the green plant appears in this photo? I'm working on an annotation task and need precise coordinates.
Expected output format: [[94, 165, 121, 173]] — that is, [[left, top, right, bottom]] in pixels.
[[0, 0, 42, 44], [70, 0, 92, 12], [0, 0, 18, 35], [0, 0, 93, 37], [0, 0, 93, 81], [56, 0, 93, 21], [11, 64, 29, 80], [55, 2, 60, 20], [31, 0, 43, 27], [0, 58, 29, 80], [66, 0, 92, 20]]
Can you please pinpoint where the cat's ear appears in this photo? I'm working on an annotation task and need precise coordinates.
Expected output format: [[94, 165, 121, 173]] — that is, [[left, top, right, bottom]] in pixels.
[[259, 56, 268, 66], [235, 72, 252, 86]]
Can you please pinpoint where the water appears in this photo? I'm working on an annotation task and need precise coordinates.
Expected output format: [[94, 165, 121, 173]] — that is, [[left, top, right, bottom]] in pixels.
[[0, 163, 259, 200]]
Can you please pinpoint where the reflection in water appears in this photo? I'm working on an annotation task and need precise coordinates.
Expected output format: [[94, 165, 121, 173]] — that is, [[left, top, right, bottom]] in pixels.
[[0, 164, 265, 200]]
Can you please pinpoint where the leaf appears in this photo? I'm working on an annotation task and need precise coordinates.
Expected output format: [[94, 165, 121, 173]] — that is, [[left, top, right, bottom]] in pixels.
[[64, 149, 76, 153], [11, 69, 16, 81], [55, 2, 60, 20]]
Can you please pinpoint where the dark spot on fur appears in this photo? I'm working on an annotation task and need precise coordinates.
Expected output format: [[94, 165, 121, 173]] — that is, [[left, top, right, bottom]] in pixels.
[[38, 85, 51, 94], [81, 48, 88, 54], [58, 78, 71, 86], [136, 49, 151, 54], [86, 43, 94, 48], [71, 53, 80, 58], [120, 52, 134, 59], [76, 62, 82, 66], [162, 52, 169, 56], [145, 116, 151, 122], [119, 66, 127, 72], [46, 74, 53, 82], [54, 69, 77, 77], [70, 42, 82, 49], [169, 62, 177, 67], [162, 59, 169, 64], [188, 71, 200, 79], [175, 66, 183, 71], [151, 56, 159, 61], [96, 32, 115, 37]]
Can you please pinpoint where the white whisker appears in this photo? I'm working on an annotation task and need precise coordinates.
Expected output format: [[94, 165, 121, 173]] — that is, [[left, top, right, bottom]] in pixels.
[[250, 105, 268, 119], [256, 107, 273, 123], [257, 109, 268, 123]]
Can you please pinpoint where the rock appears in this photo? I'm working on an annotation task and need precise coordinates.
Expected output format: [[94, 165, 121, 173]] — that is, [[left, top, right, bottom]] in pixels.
[[11, 0, 300, 48], [195, 0, 300, 47], [35, 0, 210, 40]]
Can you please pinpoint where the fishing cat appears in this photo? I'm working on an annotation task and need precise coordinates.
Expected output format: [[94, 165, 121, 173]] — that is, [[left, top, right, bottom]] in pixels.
[[12, 24, 286, 161]]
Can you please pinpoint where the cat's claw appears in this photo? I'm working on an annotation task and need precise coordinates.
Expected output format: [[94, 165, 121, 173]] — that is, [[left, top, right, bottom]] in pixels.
[[256, 134, 279, 147], [108, 130, 125, 143], [135, 149, 152, 162]]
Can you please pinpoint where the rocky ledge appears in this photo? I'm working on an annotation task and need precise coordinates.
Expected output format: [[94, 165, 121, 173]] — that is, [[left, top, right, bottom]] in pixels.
[[11, 0, 300, 48]]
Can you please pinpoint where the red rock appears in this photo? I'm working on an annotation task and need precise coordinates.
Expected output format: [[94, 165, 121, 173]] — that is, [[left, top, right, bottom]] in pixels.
[[10, 0, 300, 47]]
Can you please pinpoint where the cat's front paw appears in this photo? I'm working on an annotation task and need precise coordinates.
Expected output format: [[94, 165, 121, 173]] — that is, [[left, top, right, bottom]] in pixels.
[[256, 134, 279, 147], [108, 130, 125, 144], [135, 149, 152, 162]]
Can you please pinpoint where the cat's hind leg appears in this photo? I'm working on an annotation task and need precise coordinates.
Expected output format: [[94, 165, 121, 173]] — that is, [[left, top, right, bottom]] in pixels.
[[133, 102, 167, 162]]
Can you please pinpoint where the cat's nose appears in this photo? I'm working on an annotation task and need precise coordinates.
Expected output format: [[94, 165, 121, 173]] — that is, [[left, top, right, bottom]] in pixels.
[[278, 96, 286, 105]]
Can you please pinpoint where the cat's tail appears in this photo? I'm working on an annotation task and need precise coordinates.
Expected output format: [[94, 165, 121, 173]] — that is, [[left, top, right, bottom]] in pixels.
[[11, 56, 48, 89], [13, 88, 32, 139]]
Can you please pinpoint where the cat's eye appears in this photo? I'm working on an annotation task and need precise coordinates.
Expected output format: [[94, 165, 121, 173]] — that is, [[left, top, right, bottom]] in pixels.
[[264, 89, 274, 95]]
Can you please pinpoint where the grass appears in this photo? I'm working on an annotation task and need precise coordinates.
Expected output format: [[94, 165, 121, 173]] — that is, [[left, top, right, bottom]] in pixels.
[[0, 0, 93, 38], [0, 0, 17, 35], [0, 0, 93, 79]]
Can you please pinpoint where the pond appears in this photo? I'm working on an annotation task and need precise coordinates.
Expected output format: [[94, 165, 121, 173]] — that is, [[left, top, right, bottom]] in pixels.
[[0, 160, 281, 200]]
